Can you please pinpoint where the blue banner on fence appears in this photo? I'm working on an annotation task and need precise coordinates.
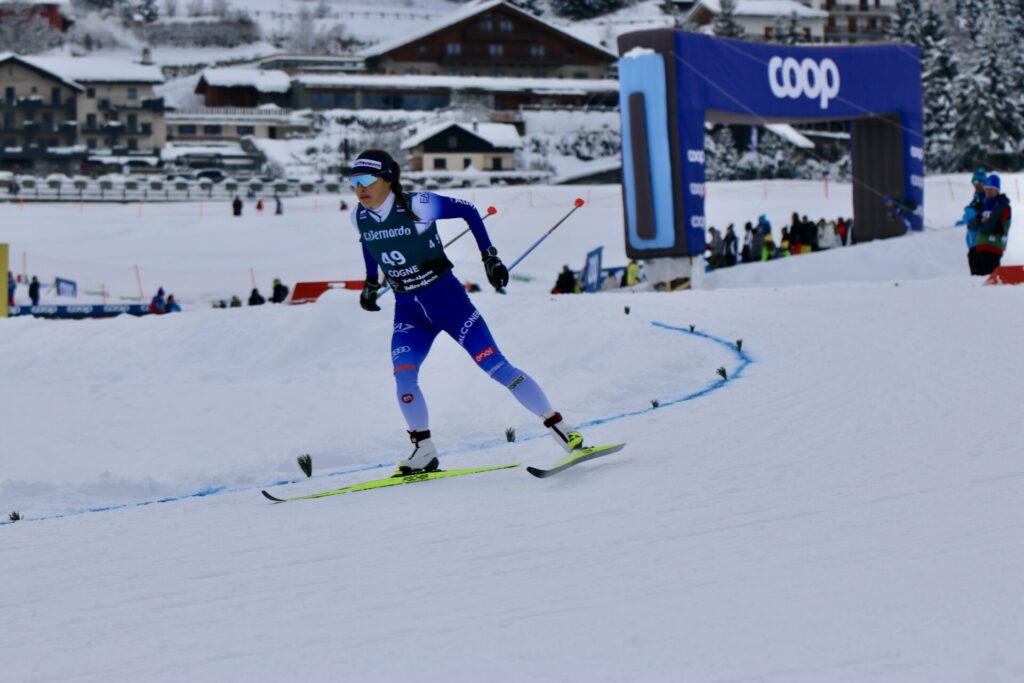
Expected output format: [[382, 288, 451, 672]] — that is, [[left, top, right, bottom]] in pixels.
[[55, 277, 78, 297], [9, 304, 150, 318]]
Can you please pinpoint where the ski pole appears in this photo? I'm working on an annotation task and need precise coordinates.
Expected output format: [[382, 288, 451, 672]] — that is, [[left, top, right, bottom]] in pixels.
[[506, 197, 585, 274], [377, 205, 497, 297]]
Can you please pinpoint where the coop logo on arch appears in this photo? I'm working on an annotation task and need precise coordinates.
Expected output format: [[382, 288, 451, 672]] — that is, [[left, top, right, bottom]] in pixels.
[[768, 56, 841, 110]]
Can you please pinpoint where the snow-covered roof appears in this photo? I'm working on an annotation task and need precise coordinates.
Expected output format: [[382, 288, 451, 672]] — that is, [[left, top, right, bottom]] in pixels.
[[688, 0, 828, 19], [361, 0, 616, 59], [0, 53, 83, 91], [764, 123, 815, 149], [296, 73, 618, 94], [401, 121, 521, 150], [26, 56, 164, 84], [199, 68, 291, 93], [161, 142, 247, 161]]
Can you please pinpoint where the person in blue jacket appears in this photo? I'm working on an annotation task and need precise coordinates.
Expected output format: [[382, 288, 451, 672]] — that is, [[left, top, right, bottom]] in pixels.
[[957, 167, 987, 252], [349, 149, 584, 475]]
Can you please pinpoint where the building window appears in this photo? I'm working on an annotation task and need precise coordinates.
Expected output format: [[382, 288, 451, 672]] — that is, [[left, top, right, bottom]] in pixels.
[[237, 125, 255, 135], [433, 157, 447, 170], [848, 17, 857, 31], [42, 112, 53, 130], [447, 135, 458, 149], [417, 44, 427, 54], [202, 125, 222, 135], [86, 113, 96, 130], [573, 72, 589, 79], [87, 138, 97, 149], [530, 44, 545, 57], [179, 124, 197, 135], [141, 122, 152, 135], [51, 87, 61, 106], [127, 114, 138, 132], [128, 138, 138, 150], [127, 88, 138, 100], [463, 157, 472, 169], [446, 43, 461, 55], [479, 17, 493, 31], [86, 88, 95, 99], [2, 112, 13, 129], [492, 157, 503, 170], [5, 87, 14, 104], [499, 18, 513, 32], [764, 26, 774, 38], [406, 67, 421, 75], [489, 44, 504, 56]]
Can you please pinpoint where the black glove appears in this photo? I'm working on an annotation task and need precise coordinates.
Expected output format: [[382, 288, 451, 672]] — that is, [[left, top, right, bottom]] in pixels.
[[360, 278, 381, 312], [481, 246, 509, 290]]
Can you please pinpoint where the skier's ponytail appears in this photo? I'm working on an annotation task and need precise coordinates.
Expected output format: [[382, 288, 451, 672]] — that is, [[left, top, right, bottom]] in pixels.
[[390, 160, 420, 222]]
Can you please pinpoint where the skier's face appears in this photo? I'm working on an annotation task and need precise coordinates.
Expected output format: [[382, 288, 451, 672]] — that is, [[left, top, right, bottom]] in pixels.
[[353, 175, 390, 209]]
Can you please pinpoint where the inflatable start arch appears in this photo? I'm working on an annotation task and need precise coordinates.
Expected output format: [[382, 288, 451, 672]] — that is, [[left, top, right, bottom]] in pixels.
[[617, 30, 924, 266]]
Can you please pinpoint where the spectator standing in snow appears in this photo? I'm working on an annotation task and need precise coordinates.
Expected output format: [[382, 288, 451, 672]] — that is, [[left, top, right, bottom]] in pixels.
[[706, 227, 724, 269], [232, 196, 243, 217], [249, 288, 266, 305], [757, 214, 772, 239], [751, 221, 764, 261], [275, 195, 283, 215], [270, 278, 289, 303], [779, 228, 791, 257], [789, 213, 803, 255], [149, 287, 166, 315], [623, 259, 640, 286], [969, 173, 1011, 276], [28, 276, 40, 306], [256, 198, 264, 212], [836, 217, 849, 246], [762, 232, 777, 261], [552, 265, 577, 294], [7, 271, 15, 306], [165, 294, 181, 313], [958, 167, 987, 256], [741, 223, 754, 263], [723, 225, 738, 267]]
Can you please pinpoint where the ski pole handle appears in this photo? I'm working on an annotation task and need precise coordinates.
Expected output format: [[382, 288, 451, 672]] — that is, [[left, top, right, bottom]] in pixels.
[[377, 205, 497, 298]]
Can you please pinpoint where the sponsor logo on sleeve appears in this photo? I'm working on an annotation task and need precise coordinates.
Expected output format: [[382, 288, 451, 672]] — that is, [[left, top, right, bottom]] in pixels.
[[401, 393, 415, 403], [473, 345, 496, 363]]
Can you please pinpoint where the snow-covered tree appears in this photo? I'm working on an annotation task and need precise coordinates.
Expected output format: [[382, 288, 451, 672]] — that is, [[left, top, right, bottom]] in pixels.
[[711, 0, 744, 38], [550, 0, 627, 20], [770, 12, 803, 45], [139, 0, 159, 22], [164, 0, 178, 17], [888, 0, 922, 45], [952, 15, 1024, 170], [0, 9, 63, 53], [920, 5, 959, 171], [705, 126, 741, 180]]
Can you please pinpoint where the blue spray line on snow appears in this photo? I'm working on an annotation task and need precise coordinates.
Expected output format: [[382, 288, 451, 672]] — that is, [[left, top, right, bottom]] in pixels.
[[0, 321, 752, 527]]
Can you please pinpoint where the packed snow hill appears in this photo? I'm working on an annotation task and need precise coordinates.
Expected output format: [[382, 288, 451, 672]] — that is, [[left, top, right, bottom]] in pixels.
[[2, 178, 1023, 681]]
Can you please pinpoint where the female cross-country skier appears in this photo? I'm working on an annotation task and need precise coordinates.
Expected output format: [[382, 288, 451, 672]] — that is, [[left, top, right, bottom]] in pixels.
[[348, 149, 584, 475]]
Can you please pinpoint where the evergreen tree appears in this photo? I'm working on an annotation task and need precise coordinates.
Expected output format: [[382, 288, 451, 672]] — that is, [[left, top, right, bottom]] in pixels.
[[920, 5, 959, 171], [954, 0, 986, 42], [550, 0, 626, 20], [140, 0, 159, 22], [889, 0, 923, 45], [770, 12, 802, 45], [711, 0, 744, 38], [953, 15, 1024, 170], [705, 126, 741, 180]]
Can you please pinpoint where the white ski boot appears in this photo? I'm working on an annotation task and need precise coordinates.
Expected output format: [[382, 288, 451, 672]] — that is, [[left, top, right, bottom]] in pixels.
[[394, 429, 440, 476], [543, 411, 584, 453]]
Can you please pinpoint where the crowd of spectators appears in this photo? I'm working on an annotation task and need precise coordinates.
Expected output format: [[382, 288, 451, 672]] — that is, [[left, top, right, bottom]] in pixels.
[[706, 213, 853, 269]]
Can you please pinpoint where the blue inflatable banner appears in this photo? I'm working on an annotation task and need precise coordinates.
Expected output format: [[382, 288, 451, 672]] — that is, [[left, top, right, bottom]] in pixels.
[[618, 30, 924, 258]]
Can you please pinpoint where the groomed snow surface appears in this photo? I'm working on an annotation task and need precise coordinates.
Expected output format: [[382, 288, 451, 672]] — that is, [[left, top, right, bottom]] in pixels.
[[2, 177, 1023, 681]]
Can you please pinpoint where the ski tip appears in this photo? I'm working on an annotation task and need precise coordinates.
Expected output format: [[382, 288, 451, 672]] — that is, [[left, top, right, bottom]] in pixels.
[[261, 490, 287, 503], [525, 466, 549, 479]]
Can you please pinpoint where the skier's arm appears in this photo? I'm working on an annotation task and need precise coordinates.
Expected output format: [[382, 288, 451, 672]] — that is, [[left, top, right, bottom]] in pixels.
[[361, 241, 379, 281], [416, 193, 493, 252]]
